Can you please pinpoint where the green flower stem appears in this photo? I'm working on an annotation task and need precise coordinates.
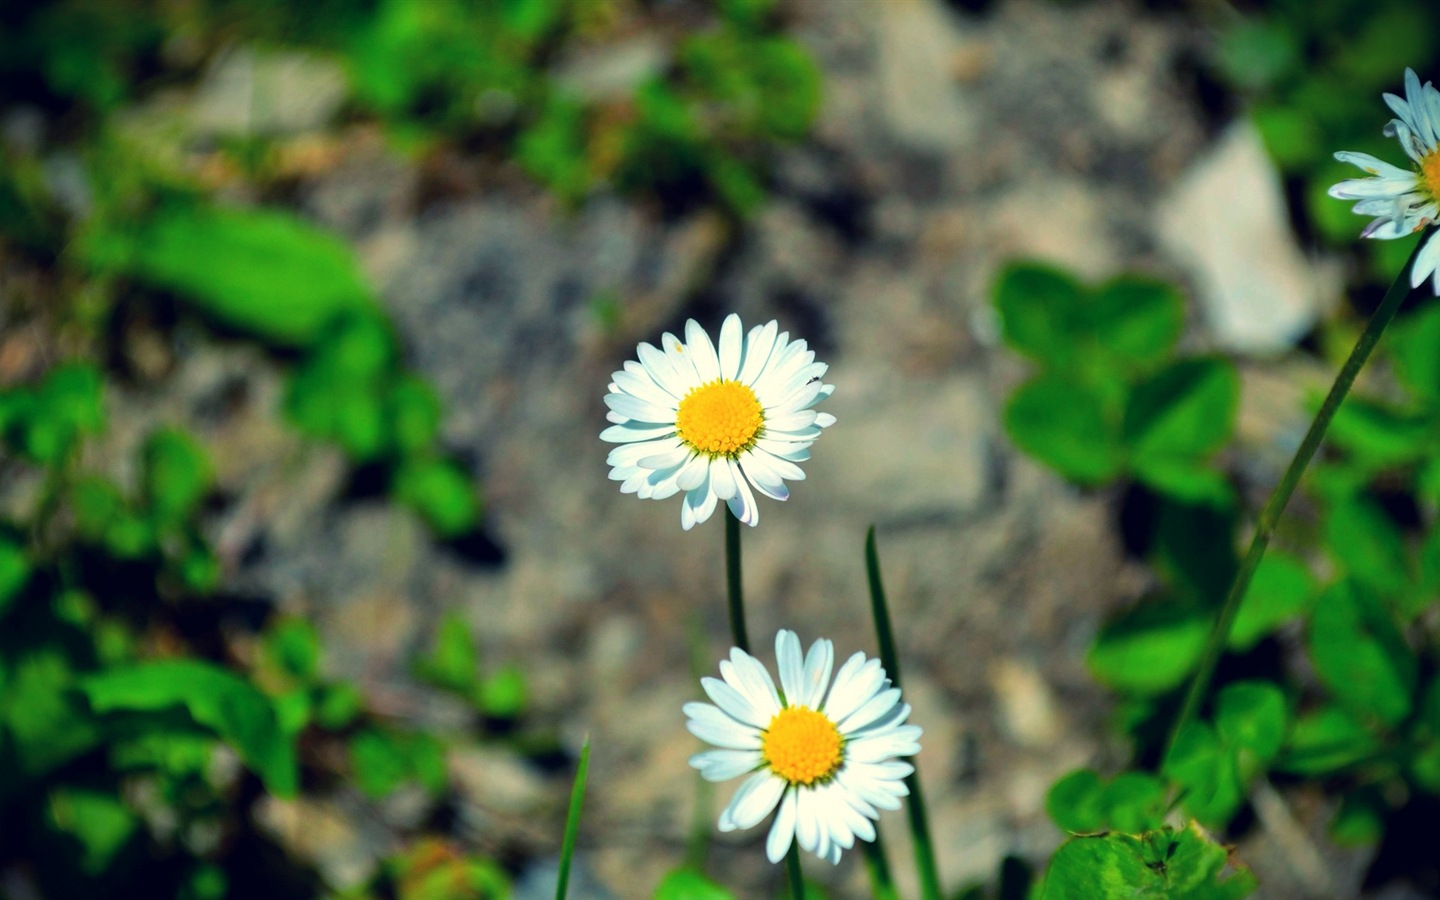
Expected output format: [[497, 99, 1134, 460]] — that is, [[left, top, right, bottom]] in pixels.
[[725, 507, 750, 653], [866, 526, 943, 900], [1163, 241, 1423, 766], [861, 827, 901, 900], [786, 843, 805, 899], [555, 736, 591, 900]]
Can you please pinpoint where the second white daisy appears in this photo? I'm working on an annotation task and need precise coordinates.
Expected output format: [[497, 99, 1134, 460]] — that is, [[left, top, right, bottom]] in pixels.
[[601, 314, 835, 530], [1329, 67, 1440, 294], [684, 630, 922, 865]]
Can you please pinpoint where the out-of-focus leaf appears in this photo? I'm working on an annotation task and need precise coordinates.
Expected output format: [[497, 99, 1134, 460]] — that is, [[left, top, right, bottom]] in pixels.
[[1004, 373, 1123, 485], [1277, 706, 1380, 776], [1329, 788, 1386, 847], [1324, 497, 1412, 601], [350, 727, 446, 799], [393, 456, 480, 536], [83, 660, 297, 796], [142, 428, 211, 526], [654, 867, 736, 900], [1216, 19, 1299, 90], [1229, 552, 1315, 650], [478, 665, 526, 720], [0, 536, 30, 617], [1392, 304, 1440, 402], [110, 205, 374, 346], [1326, 397, 1431, 467], [262, 618, 322, 684], [389, 375, 443, 455], [1088, 599, 1209, 696], [1124, 358, 1239, 465], [1215, 681, 1287, 766], [994, 263, 1087, 367], [1309, 579, 1414, 727], [45, 787, 139, 875], [414, 612, 479, 696], [1163, 723, 1244, 828], [1047, 769, 1107, 834]]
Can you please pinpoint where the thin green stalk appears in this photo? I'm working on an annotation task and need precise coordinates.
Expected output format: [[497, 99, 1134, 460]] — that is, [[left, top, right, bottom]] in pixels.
[[1163, 241, 1424, 766], [725, 507, 749, 653], [785, 843, 805, 899], [861, 827, 901, 900], [555, 736, 592, 900], [865, 526, 943, 900]]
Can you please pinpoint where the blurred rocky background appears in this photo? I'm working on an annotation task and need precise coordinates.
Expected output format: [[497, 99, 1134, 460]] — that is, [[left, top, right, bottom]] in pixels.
[[2, 1, 1437, 898]]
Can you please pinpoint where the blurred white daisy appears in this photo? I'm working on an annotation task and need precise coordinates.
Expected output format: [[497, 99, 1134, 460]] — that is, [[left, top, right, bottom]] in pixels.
[[600, 314, 835, 530], [684, 630, 922, 865], [1330, 67, 1440, 294]]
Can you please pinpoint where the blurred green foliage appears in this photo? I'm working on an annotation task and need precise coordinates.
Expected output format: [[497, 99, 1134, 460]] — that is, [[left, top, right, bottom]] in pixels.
[[1038, 823, 1256, 900]]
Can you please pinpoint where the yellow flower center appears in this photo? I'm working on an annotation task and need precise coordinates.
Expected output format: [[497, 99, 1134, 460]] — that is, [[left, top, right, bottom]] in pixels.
[[761, 706, 843, 786], [675, 379, 763, 458], [1424, 149, 1440, 203]]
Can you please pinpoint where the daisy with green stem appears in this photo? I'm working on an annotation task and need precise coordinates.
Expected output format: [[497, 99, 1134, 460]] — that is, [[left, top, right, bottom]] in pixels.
[[601, 314, 835, 531], [1330, 67, 1440, 293], [685, 630, 922, 866]]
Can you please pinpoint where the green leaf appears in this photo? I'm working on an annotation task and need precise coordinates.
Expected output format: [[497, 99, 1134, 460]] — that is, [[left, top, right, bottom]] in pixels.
[[1040, 823, 1256, 900], [1163, 723, 1244, 827], [261, 618, 322, 684], [394, 456, 480, 536], [0, 638, 101, 792], [1215, 681, 1287, 765], [83, 660, 298, 796], [1216, 19, 1299, 90], [314, 681, 364, 731], [414, 612, 479, 696], [1087, 276, 1186, 372], [0, 536, 30, 617], [1324, 497, 1413, 599], [1100, 772, 1168, 834], [1228, 552, 1315, 650], [1326, 397, 1431, 467], [389, 375, 443, 455], [141, 428, 211, 526], [350, 727, 446, 799], [1308, 580, 1415, 727], [654, 867, 736, 900], [114, 206, 375, 347], [1047, 769, 1107, 833], [1392, 305, 1440, 401], [45, 787, 139, 875], [1004, 373, 1124, 485], [1277, 706, 1380, 776], [994, 263, 1088, 367], [1329, 787, 1386, 847], [1124, 357, 1239, 465], [479, 665, 527, 719], [1087, 600, 1209, 696]]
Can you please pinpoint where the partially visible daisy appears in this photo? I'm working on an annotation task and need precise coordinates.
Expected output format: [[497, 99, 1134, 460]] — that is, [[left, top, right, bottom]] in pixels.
[[1330, 67, 1440, 294], [684, 630, 922, 865], [600, 315, 835, 530]]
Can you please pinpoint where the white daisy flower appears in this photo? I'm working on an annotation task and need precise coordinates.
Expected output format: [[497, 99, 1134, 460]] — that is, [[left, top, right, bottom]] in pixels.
[[684, 630, 922, 865], [600, 314, 835, 530], [1330, 67, 1440, 294]]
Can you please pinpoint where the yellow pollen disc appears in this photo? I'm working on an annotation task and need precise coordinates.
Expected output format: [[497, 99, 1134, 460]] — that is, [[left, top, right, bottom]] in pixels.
[[675, 379, 764, 457], [1424, 149, 1440, 202], [761, 706, 843, 786]]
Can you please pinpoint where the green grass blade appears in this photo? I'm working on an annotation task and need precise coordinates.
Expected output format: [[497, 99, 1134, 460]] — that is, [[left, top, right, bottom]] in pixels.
[[866, 525, 943, 900], [555, 736, 592, 900]]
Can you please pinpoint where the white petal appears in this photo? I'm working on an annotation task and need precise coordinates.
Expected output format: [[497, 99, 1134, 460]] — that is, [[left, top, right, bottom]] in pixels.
[[794, 788, 821, 854], [600, 422, 675, 443], [702, 676, 767, 728], [776, 630, 806, 706], [603, 392, 673, 424], [689, 748, 763, 782], [613, 368, 678, 410], [685, 702, 761, 749], [685, 319, 723, 384], [722, 650, 782, 721], [676, 454, 710, 491], [709, 455, 737, 501], [737, 452, 791, 501], [739, 321, 780, 386], [639, 446, 694, 470], [800, 638, 834, 709], [729, 771, 786, 829], [765, 788, 798, 862], [1411, 231, 1440, 289], [727, 466, 760, 526], [717, 314, 743, 381], [837, 687, 902, 733]]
